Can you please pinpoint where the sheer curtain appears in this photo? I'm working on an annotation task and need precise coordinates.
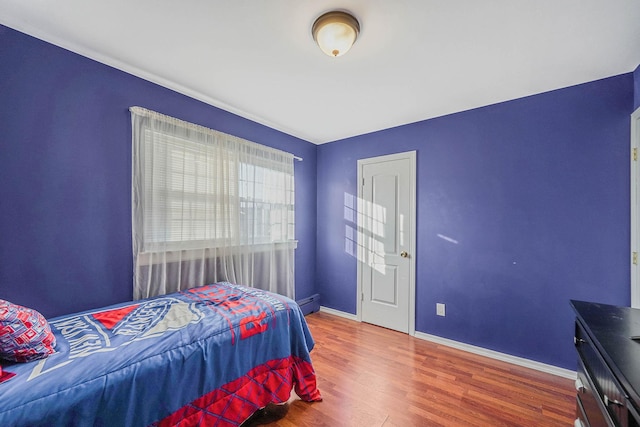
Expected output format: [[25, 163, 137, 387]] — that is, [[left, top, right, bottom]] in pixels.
[[130, 107, 295, 300]]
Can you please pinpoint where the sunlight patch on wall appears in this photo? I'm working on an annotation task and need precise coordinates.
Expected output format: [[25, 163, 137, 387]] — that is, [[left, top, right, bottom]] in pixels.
[[437, 233, 459, 244], [344, 192, 388, 274]]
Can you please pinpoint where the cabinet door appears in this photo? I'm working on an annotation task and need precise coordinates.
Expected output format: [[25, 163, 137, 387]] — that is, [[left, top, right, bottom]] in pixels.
[[576, 358, 614, 427]]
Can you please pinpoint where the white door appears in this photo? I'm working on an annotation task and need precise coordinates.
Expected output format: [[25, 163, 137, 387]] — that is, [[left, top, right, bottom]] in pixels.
[[357, 151, 416, 334]]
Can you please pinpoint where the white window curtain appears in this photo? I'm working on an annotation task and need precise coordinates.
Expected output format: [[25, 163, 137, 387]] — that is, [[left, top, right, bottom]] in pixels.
[[130, 107, 295, 300]]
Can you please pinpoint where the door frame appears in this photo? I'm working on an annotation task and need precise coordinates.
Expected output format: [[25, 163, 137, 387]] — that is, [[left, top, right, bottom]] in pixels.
[[356, 151, 417, 335], [631, 107, 640, 308]]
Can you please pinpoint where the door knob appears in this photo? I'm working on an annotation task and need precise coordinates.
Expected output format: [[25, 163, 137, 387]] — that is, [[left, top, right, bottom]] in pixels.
[[400, 251, 409, 258]]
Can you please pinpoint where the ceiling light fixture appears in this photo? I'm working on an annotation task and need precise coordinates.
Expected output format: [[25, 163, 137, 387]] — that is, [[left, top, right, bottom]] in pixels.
[[312, 11, 360, 58]]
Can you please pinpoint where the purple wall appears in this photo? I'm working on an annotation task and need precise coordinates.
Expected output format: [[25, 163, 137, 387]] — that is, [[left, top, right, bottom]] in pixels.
[[0, 25, 317, 318], [317, 74, 633, 369]]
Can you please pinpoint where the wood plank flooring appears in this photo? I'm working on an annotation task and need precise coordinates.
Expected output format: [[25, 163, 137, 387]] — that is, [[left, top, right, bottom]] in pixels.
[[271, 311, 576, 427]]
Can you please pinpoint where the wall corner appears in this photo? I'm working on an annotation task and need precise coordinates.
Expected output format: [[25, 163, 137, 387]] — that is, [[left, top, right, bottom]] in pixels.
[[634, 64, 640, 111]]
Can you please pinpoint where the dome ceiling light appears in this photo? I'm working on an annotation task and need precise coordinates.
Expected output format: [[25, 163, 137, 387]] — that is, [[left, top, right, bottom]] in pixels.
[[312, 11, 360, 57]]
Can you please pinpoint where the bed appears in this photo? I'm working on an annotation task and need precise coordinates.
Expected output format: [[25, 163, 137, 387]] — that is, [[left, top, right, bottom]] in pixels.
[[0, 282, 322, 426]]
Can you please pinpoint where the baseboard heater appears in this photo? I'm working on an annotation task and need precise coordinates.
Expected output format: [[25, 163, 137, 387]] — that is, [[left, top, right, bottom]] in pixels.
[[296, 293, 320, 316]]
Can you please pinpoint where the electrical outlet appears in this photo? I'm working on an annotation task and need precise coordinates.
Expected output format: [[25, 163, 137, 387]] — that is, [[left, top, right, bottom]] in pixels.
[[436, 303, 446, 316]]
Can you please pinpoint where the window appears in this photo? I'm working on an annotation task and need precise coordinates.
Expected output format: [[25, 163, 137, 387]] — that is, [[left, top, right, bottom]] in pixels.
[[131, 107, 295, 299]]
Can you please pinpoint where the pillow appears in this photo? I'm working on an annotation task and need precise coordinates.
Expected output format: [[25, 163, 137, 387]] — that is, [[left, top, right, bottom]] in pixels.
[[0, 299, 56, 362]]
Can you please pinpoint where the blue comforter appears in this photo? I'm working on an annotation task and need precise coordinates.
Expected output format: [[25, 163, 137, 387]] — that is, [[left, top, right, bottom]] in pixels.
[[0, 282, 321, 426]]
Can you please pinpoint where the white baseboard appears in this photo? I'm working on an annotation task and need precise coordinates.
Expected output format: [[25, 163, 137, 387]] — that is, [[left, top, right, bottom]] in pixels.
[[319, 306, 358, 321], [414, 331, 576, 380], [317, 306, 576, 380]]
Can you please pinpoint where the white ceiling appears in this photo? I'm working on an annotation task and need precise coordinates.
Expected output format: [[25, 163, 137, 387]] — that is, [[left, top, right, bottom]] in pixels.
[[1, 1, 639, 144]]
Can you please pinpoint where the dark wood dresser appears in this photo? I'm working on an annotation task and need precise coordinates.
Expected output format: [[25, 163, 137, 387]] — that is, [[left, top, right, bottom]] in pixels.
[[571, 300, 640, 427]]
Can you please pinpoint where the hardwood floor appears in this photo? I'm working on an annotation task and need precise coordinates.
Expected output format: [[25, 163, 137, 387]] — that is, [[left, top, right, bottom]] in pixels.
[[271, 311, 576, 427]]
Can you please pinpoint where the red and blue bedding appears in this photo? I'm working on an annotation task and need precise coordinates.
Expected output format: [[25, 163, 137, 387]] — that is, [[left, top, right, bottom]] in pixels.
[[0, 282, 321, 426]]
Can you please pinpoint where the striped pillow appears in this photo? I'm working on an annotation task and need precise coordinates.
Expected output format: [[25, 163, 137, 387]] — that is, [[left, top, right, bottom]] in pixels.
[[0, 300, 56, 362]]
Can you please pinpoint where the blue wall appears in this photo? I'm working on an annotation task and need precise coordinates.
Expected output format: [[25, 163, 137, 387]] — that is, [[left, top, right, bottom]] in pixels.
[[1, 23, 636, 370], [317, 74, 633, 369], [0, 25, 318, 318]]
